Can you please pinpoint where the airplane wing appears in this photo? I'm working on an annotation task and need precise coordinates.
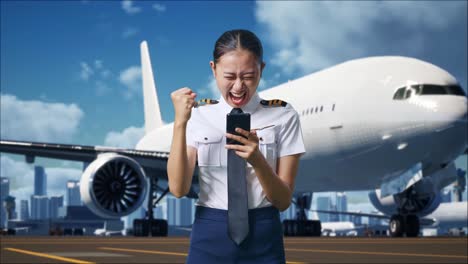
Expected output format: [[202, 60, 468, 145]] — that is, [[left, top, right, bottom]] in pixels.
[[0, 139, 170, 178], [308, 208, 437, 225]]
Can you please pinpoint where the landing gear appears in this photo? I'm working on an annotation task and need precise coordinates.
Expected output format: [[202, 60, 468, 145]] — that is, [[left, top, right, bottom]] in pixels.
[[283, 193, 322, 236], [389, 214, 420, 237], [283, 220, 321, 236], [133, 175, 169, 237]]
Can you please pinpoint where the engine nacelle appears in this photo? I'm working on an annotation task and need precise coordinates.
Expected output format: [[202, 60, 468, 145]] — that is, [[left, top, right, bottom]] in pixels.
[[369, 177, 441, 217], [80, 153, 148, 219]]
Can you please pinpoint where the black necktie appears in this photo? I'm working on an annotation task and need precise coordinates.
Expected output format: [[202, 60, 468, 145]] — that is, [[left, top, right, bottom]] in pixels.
[[227, 108, 249, 245]]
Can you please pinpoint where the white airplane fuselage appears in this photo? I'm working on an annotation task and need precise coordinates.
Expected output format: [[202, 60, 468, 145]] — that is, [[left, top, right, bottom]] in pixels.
[[137, 56, 467, 195]]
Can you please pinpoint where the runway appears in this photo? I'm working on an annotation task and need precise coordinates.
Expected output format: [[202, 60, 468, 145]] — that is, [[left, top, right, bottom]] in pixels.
[[1, 236, 467, 263]]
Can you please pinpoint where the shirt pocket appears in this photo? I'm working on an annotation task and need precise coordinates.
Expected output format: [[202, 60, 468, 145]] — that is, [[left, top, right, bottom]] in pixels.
[[194, 133, 223, 167], [256, 129, 277, 170]]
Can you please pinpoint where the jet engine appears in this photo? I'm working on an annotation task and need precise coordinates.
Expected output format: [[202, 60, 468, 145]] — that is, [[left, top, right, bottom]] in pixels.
[[80, 153, 148, 218], [369, 177, 441, 217]]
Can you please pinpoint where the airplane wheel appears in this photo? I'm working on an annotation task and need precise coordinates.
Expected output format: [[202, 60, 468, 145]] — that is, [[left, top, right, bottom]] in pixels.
[[282, 220, 290, 236], [405, 215, 420, 237], [311, 220, 322, 236], [134, 219, 149, 237], [292, 221, 299, 236], [151, 219, 168, 236], [389, 215, 405, 237]]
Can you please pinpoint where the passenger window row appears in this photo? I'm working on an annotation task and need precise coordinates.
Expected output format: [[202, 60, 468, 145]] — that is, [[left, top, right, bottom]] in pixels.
[[301, 104, 335, 116]]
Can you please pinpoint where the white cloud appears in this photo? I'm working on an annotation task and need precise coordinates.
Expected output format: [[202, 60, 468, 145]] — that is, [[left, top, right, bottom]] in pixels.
[[0, 94, 84, 143], [122, 0, 141, 15], [122, 27, 139, 39], [258, 78, 268, 90], [152, 3, 166, 13], [94, 60, 103, 69], [196, 75, 220, 99], [80, 62, 94, 81], [95, 81, 111, 96], [104, 126, 145, 148], [79, 60, 113, 95], [255, 1, 466, 75], [0, 156, 82, 205], [119, 66, 142, 98]]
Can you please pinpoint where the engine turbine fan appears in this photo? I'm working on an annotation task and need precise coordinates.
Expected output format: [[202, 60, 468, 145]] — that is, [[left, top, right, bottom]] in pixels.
[[80, 153, 148, 218]]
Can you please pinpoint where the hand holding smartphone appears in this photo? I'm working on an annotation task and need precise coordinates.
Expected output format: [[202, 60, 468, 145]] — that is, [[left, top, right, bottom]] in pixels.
[[226, 112, 250, 145]]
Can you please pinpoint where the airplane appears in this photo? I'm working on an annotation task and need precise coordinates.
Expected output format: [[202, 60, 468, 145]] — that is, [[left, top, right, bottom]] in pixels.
[[420, 201, 468, 233], [94, 221, 125, 236], [1, 41, 466, 237]]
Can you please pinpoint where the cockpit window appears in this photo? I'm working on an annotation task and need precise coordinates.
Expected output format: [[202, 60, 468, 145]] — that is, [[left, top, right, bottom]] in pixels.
[[393, 87, 406, 100], [446, 85, 466, 96], [419, 85, 446, 95], [393, 84, 466, 100]]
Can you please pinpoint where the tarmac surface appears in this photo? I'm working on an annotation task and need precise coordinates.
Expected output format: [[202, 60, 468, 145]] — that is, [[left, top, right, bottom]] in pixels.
[[1, 236, 467, 263]]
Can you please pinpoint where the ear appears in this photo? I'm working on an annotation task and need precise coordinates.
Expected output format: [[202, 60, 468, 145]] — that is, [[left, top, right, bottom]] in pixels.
[[209, 61, 216, 77], [260, 62, 266, 77]]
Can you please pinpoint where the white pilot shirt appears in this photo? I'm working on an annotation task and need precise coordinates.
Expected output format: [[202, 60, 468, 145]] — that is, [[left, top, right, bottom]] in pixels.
[[186, 92, 305, 210]]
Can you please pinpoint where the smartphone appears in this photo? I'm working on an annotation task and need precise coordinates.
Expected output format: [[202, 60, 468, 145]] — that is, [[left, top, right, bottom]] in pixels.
[[226, 112, 251, 145]]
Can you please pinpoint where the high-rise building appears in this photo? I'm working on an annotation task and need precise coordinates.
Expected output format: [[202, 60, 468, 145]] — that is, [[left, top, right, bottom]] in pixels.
[[1, 177, 9, 199], [154, 205, 165, 219], [20, 200, 29, 220], [178, 198, 194, 226], [317, 196, 332, 222], [336, 192, 348, 222], [34, 166, 47, 196], [49, 195, 64, 219], [31, 195, 49, 220], [350, 211, 362, 226], [1, 177, 10, 228], [4, 195, 17, 220], [67, 180, 81, 206], [167, 196, 177, 226]]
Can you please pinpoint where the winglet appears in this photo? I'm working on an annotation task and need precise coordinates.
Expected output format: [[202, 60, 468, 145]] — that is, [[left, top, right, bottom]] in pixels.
[[140, 41, 163, 134]]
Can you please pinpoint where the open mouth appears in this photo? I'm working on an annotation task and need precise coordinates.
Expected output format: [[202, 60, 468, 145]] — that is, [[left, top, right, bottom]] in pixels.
[[229, 91, 248, 106]]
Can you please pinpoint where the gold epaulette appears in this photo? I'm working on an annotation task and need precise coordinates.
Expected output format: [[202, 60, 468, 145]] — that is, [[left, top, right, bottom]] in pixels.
[[194, 98, 219, 108], [260, 99, 288, 107]]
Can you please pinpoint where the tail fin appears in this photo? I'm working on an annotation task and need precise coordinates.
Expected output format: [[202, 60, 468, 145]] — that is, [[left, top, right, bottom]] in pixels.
[[140, 41, 163, 134]]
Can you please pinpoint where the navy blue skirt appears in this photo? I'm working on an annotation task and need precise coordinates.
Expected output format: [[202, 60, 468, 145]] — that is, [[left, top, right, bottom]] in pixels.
[[187, 206, 285, 264]]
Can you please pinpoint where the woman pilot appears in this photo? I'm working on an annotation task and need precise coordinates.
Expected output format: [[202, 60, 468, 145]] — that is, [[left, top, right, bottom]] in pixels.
[[167, 29, 305, 263]]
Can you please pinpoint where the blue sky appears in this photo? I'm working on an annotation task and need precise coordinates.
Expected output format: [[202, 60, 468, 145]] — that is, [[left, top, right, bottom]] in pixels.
[[1, 1, 467, 209]]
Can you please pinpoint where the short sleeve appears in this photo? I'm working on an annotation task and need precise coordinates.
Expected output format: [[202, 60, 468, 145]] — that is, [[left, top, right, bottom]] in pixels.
[[277, 110, 306, 157], [186, 115, 199, 149]]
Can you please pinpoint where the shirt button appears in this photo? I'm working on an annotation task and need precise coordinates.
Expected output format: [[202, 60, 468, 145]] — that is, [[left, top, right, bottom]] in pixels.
[[204, 137, 208, 140]]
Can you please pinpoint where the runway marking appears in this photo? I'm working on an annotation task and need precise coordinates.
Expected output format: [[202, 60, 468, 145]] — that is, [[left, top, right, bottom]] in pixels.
[[284, 241, 466, 244], [285, 248, 468, 259], [4, 241, 191, 245], [100, 247, 188, 257], [48, 252, 131, 257], [100, 246, 305, 263], [4, 247, 95, 264]]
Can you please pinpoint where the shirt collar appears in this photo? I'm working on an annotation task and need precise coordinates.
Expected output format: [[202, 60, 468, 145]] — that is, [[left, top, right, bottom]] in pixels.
[[218, 92, 261, 114]]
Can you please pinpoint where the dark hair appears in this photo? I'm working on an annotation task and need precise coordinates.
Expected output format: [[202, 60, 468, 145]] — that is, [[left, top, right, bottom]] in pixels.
[[213, 29, 263, 64]]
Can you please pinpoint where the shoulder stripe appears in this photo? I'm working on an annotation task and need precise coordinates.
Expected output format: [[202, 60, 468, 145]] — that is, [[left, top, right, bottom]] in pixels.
[[260, 99, 287, 107]]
